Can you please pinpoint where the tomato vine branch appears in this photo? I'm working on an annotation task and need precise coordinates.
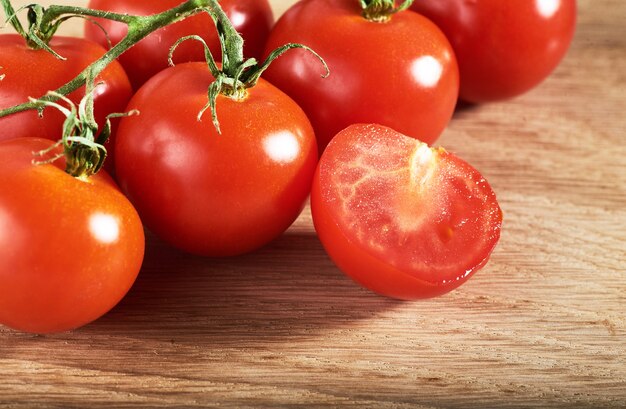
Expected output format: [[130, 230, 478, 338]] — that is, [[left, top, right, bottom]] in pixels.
[[0, 0, 214, 119], [0, 0, 328, 135], [0, 0, 328, 173]]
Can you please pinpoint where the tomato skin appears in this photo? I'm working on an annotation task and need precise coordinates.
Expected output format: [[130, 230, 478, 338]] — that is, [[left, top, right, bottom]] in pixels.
[[85, 0, 274, 89], [411, 0, 577, 102], [115, 62, 317, 257], [312, 189, 448, 299], [0, 138, 144, 334], [0, 35, 132, 174], [263, 0, 459, 152], [311, 124, 502, 299]]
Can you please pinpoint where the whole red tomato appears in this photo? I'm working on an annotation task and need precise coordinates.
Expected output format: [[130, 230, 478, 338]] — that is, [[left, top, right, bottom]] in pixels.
[[263, 0, 459, 152], [411, 0, 577, 102], [115, 62, 317, 257], [311, 124, 502, 299], [0, 35, 132, 174], [85, 0, 274, 89], [0, 138, 145, 334]]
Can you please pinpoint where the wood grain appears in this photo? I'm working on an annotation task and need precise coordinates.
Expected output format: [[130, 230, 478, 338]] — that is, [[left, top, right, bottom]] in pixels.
[[1, 0, 625, 407]]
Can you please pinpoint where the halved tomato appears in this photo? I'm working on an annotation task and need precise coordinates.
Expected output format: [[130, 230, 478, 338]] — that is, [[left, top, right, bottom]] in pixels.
[[311, 124, 502, 299]]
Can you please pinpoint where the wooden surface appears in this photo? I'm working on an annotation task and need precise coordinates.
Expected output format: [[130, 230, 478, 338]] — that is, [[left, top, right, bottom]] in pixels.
[[1, 0, 625, 407]]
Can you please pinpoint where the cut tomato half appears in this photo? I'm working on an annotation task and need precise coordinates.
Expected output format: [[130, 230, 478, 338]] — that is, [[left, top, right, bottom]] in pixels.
[[311, 124, 502, 299]]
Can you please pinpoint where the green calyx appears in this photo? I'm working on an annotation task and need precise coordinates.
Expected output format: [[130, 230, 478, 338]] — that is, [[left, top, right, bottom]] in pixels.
[[30, 79, 137, 179], [168, 4, 329, 133], [3, 0, 74, 58], [359, 0, 414, 22]]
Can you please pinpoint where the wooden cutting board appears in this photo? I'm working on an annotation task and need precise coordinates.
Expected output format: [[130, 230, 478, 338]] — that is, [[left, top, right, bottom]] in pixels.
[[1, 0, 625, 407]]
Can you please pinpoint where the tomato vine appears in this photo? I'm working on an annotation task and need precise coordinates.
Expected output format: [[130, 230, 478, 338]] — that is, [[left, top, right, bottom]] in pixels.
[[0, 0, 219, 119], [0, 0, 327, 170]]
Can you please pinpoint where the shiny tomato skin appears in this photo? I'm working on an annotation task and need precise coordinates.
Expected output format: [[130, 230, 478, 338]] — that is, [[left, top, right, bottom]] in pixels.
[[0, 35, 132, 174], [411, 0, 577, 102], [263, 0, 459, 152], [311, 124, 502, 299], [115, 62, 317, 257], [0, 138, 144, 334], [85, 0, 274, 89]]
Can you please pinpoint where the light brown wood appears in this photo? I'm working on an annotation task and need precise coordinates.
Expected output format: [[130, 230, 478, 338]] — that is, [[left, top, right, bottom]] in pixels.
[[1, 0, 625, 407]]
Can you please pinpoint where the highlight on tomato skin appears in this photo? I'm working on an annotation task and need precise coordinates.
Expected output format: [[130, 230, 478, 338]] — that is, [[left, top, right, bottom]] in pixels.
[[311, 124, 503, 300]]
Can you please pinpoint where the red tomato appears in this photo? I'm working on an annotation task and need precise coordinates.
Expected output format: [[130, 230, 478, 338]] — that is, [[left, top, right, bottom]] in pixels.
[[115, 62, 317, 257], [311, 124, 502, 299], [411, 0, 577, 102], [85, 0, 274, 89], [263, 0, 459, 152], [0, 138, 144, 334], [0, 35, 132, 174]]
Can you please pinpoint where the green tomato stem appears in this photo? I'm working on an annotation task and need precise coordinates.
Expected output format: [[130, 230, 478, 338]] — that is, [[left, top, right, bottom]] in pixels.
[[172, 2, 329, 132], [1, 0, 27, 38], [0, 0, 219, 178], [0, 0, 329, 127], [0, 0, 213, 119], [360, 0, 414, 22]]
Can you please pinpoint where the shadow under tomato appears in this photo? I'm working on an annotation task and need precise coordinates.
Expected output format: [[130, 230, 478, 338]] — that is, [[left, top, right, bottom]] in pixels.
[[87, 229, 402, 347], [452, 99, 481, 119]]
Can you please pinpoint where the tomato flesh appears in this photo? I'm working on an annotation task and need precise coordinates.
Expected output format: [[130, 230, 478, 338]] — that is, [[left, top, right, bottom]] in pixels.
[[0, 138, 144, 334], [311, 124, 502, 299]]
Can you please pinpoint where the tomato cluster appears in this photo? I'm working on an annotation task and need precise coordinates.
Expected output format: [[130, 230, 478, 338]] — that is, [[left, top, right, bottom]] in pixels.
[[0, 0, 576, 333]]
